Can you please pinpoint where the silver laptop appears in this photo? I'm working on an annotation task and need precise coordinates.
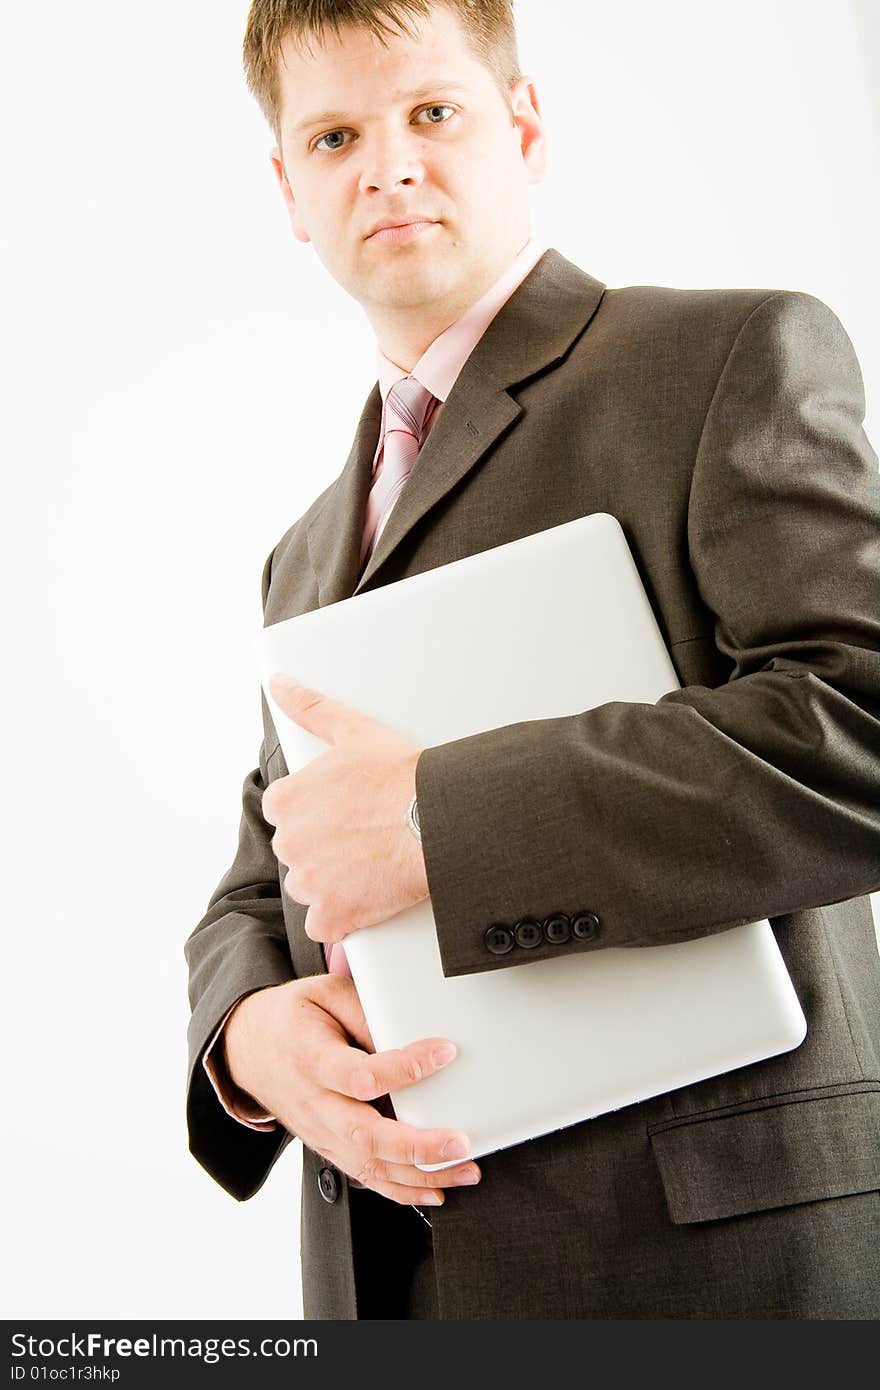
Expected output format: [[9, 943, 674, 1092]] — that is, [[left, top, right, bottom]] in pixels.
[[258, 513, 806, 1169]]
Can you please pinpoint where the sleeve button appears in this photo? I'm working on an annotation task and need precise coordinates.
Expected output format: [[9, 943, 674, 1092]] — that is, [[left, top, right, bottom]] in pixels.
[[543, 914, 571, 944], [514, 918, 543, 949], [485, 924, 515, 955], [572, 912, 600, 941]]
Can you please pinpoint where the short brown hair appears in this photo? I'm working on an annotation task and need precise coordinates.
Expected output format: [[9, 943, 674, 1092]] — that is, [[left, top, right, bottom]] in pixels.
[[242, 1, 522, 142]]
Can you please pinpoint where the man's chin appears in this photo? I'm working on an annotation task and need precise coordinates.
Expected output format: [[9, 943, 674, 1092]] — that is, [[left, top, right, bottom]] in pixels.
[[359, 249, 460, 310]]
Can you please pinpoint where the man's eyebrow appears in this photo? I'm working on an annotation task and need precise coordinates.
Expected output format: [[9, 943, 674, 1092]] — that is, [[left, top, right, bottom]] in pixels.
[[292, 81, 472, 133]]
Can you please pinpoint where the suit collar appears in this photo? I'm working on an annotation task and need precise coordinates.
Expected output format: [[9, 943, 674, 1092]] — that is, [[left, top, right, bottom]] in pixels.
[[305, 248, 606, 604]]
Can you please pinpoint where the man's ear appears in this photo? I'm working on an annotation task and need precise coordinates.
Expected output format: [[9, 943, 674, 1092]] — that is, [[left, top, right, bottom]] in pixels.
[[269, 145, 311, 244], [508, 76, 547, 186]]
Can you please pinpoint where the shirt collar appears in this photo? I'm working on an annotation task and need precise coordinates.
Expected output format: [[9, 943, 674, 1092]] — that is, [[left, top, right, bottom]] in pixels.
[[375, 236, 548, 405]]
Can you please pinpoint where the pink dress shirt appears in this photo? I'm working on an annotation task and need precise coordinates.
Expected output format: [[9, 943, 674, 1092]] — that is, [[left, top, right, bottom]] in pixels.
[[203, 236, 548, 1130]]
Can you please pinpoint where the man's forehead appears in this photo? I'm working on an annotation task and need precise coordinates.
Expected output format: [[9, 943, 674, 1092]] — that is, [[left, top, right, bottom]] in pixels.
[[277, 17, 490, 131], [276, 6, 480, 86]]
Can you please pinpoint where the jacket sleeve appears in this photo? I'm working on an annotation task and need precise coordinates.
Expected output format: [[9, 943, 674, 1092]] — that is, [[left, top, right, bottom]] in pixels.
[[415, 290, 880, 979], [184, 545, 297, 1200], [202, 1002, 279, 1130]]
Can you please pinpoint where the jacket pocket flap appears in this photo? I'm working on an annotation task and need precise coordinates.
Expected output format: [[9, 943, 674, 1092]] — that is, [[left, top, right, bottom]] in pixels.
[[649, 1087, 880, 1224]]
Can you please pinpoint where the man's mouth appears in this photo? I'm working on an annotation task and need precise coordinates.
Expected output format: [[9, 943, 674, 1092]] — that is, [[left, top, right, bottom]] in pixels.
[[366, 219, 439, 246]]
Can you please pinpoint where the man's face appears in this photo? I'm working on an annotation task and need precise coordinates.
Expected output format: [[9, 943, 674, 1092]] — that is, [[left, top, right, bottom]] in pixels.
[[270, 4, 544, 324]]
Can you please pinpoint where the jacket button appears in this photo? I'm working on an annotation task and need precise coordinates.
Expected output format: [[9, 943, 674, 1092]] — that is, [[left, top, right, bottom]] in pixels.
[[543, 914, 571, 944], [572, 912, 600, 941], [485, 924, 515, 955], [514, 918, 543, 949], [317, 1166, 340, 1204]]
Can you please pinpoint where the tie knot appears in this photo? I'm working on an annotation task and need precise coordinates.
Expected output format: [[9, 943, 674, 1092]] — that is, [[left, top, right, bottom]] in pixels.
[[386, 375, 435, 440]]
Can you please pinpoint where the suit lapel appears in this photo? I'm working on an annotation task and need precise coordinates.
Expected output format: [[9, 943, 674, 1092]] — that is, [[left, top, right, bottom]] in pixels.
[[305, 248, 606, 603], [305, 384, 382, 606]]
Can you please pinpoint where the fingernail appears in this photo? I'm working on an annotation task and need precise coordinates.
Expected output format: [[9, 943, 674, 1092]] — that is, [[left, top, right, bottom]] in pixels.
[[454, 1165, 481, 1185], [422, 1191, 444, 1206], [442, 1135, 471, 1160], [432, 1043, 457, 1066]]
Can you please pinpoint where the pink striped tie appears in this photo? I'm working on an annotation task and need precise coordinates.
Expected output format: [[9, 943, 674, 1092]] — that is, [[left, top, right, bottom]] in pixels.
[[326, 374, 435, 980], [358, 375, 436, 574]]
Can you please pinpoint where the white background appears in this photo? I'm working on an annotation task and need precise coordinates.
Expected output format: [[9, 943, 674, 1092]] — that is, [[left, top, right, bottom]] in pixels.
[[2, 0, 878, 1319]]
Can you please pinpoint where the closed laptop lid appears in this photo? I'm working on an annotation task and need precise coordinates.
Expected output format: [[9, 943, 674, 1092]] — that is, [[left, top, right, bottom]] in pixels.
[[259, 513, 806, 1167]]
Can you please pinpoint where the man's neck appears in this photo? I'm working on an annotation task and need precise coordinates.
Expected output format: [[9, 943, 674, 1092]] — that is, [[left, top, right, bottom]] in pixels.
[[371, 303, 465, 374], [366, 237, 532, 372]]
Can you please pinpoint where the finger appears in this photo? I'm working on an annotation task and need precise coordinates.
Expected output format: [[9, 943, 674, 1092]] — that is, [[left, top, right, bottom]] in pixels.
[[284, 867, 311, 908], [348, 1152, 481, 1206], [318, 1033, 461, 1103], [376, 1158, 482, 1192], [352, 1178, 449, 1209], [322, 1090, 473, 1168], [350, 1163, 481, 1207]]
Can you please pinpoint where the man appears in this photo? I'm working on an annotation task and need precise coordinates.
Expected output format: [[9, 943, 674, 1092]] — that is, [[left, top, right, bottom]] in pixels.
[[185, 0, 880, 1319]]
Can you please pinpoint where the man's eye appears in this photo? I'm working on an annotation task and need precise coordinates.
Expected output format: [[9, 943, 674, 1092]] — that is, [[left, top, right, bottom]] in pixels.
[[314, 130, 349, 152], [416, 104, 455, 125], [313, 106, 453, 151]]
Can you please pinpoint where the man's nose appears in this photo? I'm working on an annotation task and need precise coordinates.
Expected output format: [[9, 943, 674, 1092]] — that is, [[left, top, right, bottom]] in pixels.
[[358, 131, 425, 194]]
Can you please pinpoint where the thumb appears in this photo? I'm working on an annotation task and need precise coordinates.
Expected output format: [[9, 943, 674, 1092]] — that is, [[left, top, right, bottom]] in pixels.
[[268, 673, 365, 746], [319, 975, 376, 1053]]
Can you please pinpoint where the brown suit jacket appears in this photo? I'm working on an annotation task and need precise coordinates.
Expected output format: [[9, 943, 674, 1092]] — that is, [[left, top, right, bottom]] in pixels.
[[185, 249, 880, 1318]]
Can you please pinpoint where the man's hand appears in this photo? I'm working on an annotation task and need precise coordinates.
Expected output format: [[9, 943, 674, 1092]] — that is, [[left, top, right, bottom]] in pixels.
[[262, 675, 429, 947], [223, 978, 481, 1206]]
